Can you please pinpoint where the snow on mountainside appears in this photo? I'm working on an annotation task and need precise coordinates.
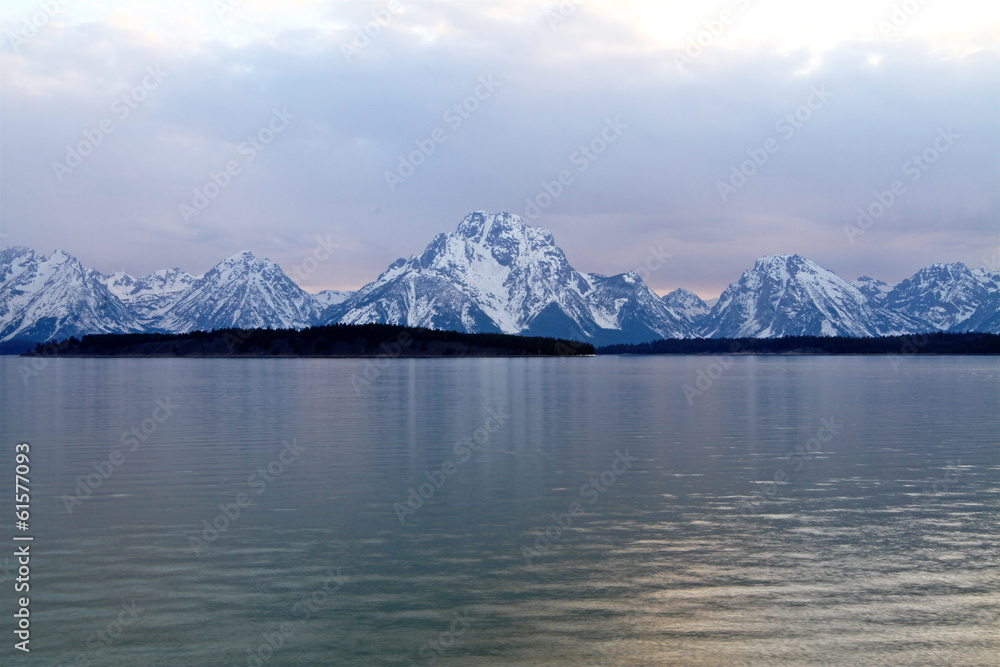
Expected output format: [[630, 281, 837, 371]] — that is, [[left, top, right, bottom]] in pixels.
[[851, 276, 894, 305], [0, 246, 144, 343], [330, 211, 691, 344], [97, 267, 199, 322], [154, 251, 321, 333], [3, 220, 999, 346], [957, 268, 1000, 334], [313, 289, 353, 308], [662, 288, 710, 327], [883, 262, 993, 332], [701, 254, 931, 338], [973, 267, 1000, 293]]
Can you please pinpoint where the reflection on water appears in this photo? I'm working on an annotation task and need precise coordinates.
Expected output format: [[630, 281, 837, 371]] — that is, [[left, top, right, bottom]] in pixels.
[[0, 356, 997, 665]]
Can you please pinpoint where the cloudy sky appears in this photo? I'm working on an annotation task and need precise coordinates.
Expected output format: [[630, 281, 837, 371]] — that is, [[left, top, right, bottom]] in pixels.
[[1, 0, 997, 298]]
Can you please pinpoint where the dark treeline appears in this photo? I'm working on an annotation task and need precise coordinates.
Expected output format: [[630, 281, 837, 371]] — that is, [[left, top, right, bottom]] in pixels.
[[25, 323, 596, 358], [596, 332, 1000, 355]]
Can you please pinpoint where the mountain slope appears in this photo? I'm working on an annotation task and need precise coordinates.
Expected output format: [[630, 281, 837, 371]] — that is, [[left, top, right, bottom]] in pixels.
[[98, 267, 199, 323], [884, 262, 994, 332], [330, 211, 691, 344], [701, 254, 931, 338], [0, 247, 144, 343], [4, 227, 998, 345], [154, 251, 321, 333], [314, 289, 353, 309], [662, 288, 710, 328], [851, 276, 894, 305]]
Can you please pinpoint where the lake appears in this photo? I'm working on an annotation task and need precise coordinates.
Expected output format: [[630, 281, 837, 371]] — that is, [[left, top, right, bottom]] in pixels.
[[0, 356, 997, 666]]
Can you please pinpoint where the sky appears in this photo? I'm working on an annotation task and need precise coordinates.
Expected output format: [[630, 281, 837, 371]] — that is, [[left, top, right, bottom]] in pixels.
[[1, 1, 998, 298]]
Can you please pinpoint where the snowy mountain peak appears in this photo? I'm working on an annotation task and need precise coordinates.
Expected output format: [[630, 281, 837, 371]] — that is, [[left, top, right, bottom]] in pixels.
[[215, 250, 267, 270], [3, 228, 998, 346], [153, 251, 319, 333], [851, 276, 894, 304], [332, 211, 691, 344], [883, 261, 991, 331], [662, 288, 710, 327], [457, 210, 520, 238], [703, 254, 926, 338], [0, 247, 143, 344], [752, 253, 819, 274]]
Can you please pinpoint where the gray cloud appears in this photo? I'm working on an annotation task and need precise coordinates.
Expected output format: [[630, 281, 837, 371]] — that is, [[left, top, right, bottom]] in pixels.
[[1, 3, 996, 297]]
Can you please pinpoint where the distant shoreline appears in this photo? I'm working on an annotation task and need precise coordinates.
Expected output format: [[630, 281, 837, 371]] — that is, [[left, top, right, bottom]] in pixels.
[[12, 328, 998, 358], [17, 324, 596, 358], [596, 332, 999, 356]]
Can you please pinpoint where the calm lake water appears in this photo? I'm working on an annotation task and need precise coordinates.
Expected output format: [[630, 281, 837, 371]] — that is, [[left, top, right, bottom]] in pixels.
[[0, 356, 998, 666]]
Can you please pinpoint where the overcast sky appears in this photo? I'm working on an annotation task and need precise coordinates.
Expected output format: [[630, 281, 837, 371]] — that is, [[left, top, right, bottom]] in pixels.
[[1, 1, 997, 298]]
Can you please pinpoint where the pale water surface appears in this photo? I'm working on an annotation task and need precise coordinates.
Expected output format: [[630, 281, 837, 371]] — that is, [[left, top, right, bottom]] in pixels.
[[0, 356, 997, 666]]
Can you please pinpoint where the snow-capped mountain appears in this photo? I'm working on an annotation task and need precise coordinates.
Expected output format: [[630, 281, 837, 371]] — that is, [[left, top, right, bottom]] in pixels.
[[883, 262, 995, 332], [0, 246, 144, 344], [974, 267, 1000, 293], [700, 254, 931, 338], [314, 289, 353, 309], [154, 251, 321, 333], [329, 211, 691, 345], [2, 215, 998, 347], [851, 276, 894, 305], [662, 288, 710, 328], [97, 267, 199, 323]]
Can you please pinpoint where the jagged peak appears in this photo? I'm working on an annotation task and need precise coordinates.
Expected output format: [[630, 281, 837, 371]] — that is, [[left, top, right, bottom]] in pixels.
[[0, 245, 36, 257], [914, 261, 971, 276], [753, 253, 813, 268], [211, 251, 285, 273], [665, 287, 703, 299], [219, 250, 260, 264], [152, 267, 189, 277], [456, 211, 523, 237], [107, 270, 136, 283], [454, 210, 556, 248]]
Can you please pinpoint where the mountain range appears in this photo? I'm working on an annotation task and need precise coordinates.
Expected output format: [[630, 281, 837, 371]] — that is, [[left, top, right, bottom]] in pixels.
[[2, 211, 997, 351]]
